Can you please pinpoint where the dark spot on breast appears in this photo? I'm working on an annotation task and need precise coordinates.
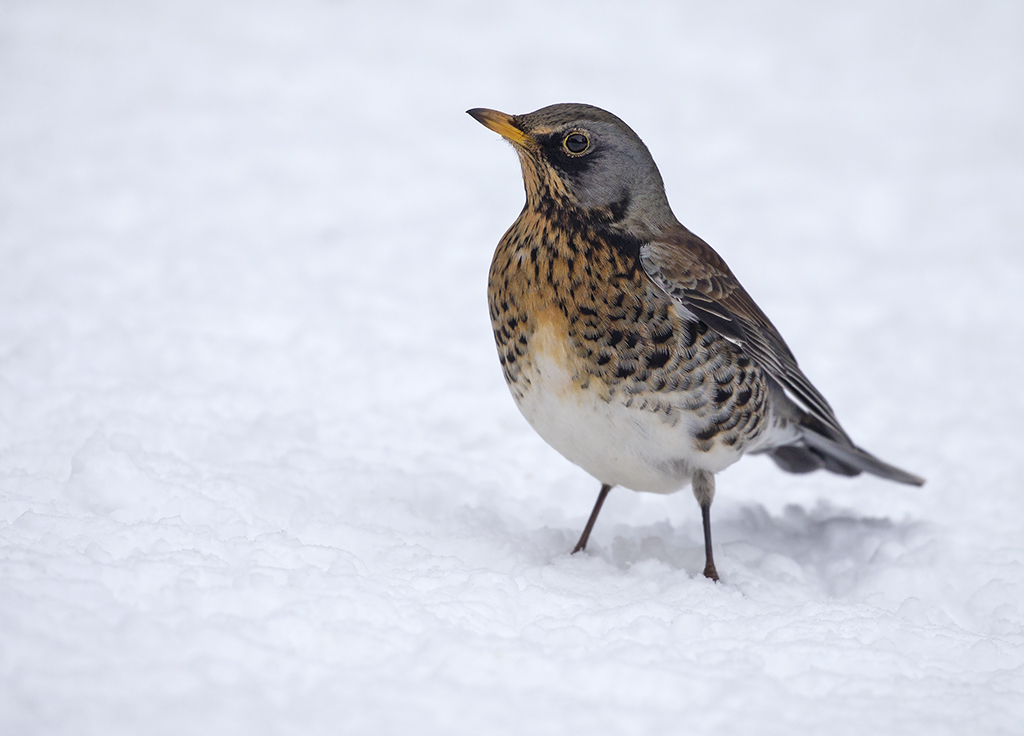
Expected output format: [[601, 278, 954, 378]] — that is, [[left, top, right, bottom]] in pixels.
[[614, 363, 636, 379], [646, 350, 670, 370], [652, 323, 673, 345], [682, 321, 699, 348], [605, 231, 642, 263], [714, 388, 732, 404], [625, 332, 640, 348], [695, 425, 719, 442], [735, 388, 752, 406]]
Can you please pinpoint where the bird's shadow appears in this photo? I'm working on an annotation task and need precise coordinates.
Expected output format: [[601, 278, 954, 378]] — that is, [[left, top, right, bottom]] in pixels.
[[595, 501, 926, 597]]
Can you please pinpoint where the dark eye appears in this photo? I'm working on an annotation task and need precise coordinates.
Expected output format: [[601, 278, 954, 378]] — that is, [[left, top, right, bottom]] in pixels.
[[563, 132, 590, 155]]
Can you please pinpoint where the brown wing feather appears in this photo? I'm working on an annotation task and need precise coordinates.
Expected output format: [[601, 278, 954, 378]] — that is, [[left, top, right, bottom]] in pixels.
[[639, 224, 851, 443]]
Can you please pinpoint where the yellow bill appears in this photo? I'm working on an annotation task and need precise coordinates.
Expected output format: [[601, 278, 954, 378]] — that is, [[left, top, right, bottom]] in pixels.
[[467, 108, 532, 146]]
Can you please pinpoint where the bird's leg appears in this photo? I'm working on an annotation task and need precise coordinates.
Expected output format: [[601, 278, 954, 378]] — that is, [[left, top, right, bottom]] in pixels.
[[692, 470, 719, 581], [700, 503, 719, 581], [571, 483, 613, 554]]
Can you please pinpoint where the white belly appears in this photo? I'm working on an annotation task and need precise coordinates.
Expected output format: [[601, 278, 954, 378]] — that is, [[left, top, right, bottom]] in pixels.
[[512, 319, 744, 493]]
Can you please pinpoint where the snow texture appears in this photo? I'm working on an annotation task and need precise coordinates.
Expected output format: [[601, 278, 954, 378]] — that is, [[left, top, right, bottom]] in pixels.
[[2, 1, 1023, 734]]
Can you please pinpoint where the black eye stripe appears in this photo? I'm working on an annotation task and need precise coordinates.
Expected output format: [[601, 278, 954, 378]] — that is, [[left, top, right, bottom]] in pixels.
[[564, 133, 590, 155]]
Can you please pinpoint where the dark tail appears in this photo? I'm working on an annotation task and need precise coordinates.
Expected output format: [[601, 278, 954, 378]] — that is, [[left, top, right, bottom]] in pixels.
[[765, 420, 925, 487]]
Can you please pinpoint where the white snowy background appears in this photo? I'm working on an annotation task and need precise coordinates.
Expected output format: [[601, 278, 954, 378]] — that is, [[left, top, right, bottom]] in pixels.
[[2, 0, 1023, 733]]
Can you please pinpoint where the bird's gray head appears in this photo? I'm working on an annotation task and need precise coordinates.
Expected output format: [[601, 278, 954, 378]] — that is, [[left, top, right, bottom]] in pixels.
[[468, 103, 678, 238]]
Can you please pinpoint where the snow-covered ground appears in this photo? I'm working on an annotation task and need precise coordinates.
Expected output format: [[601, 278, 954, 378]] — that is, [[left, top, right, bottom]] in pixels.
[[2, 1, 1023, 733]]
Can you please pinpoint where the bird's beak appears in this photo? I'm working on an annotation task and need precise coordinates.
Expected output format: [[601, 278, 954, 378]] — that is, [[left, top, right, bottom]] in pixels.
[[467, 108, 532, 146]]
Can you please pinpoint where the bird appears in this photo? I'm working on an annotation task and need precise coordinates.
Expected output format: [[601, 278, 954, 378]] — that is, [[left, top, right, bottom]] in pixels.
[[468, 103, 923, 581]]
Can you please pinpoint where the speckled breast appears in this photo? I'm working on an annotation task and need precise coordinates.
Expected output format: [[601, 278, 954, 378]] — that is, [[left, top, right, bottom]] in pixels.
[[487, 208, 771, 492]]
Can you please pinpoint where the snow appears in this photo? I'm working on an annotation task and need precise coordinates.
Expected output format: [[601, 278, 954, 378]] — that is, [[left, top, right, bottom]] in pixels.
[[2, 0, 1023, 733]]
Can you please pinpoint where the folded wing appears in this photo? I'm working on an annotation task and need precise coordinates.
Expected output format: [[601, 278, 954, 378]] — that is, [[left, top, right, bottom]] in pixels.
[[640, 225, 924, 486]]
